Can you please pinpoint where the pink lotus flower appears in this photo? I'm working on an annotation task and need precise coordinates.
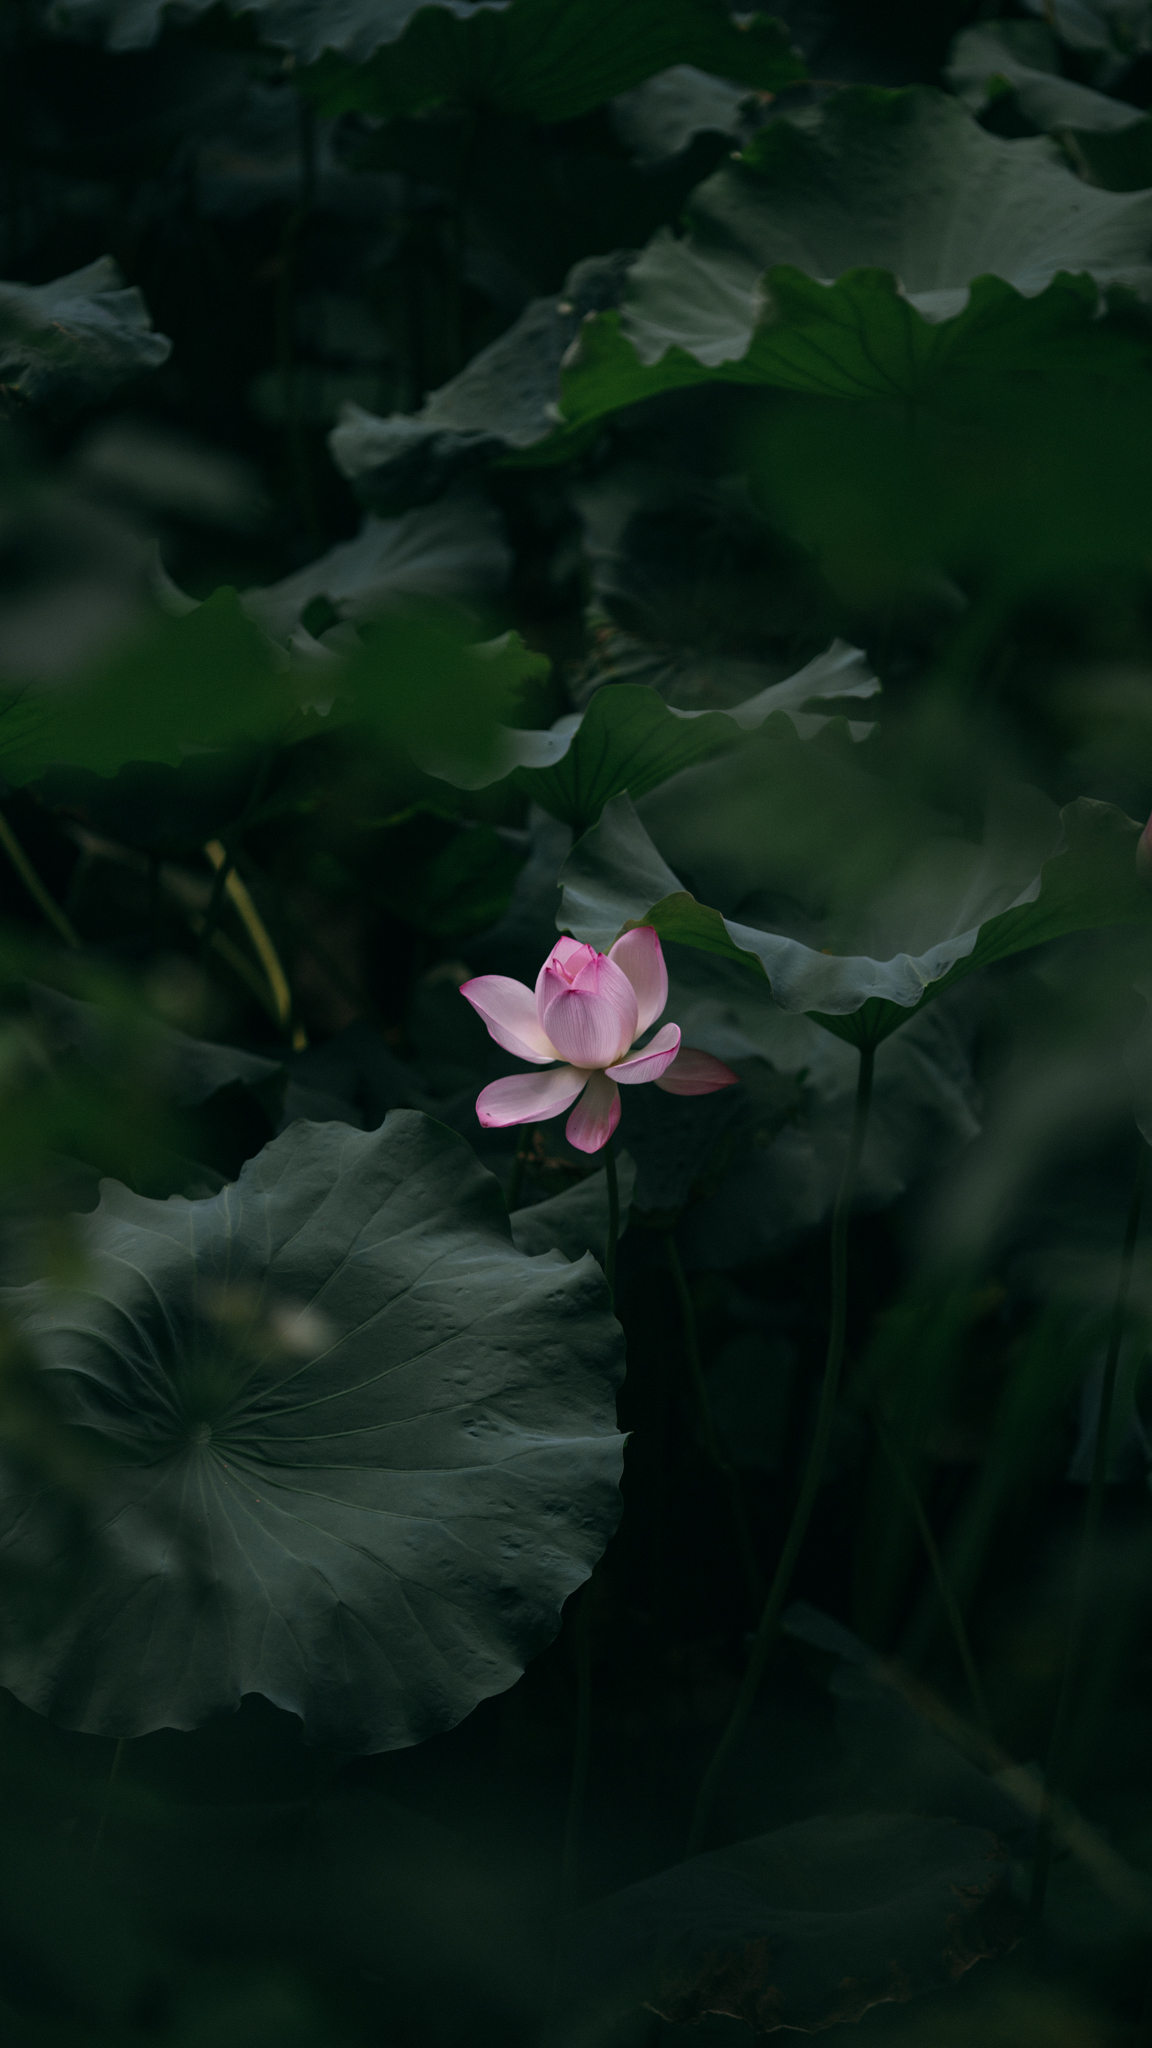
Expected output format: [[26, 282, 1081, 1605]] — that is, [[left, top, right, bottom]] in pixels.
[[461, 929, 739, 1154]]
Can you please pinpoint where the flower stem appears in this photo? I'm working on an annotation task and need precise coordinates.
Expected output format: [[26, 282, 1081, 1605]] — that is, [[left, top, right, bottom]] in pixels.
[[1030, 1138, 1148, 1922], [686, 1042, 875, 1857], [560, 1570, 598, 1908], [873, 1412, 990, 1737], [604, 1135, 620, 1307], [198, 750, 274, 965], [0, 808, 79, 948], [666, 1228, 764, 1614], [88, 1737, 125, 1873]]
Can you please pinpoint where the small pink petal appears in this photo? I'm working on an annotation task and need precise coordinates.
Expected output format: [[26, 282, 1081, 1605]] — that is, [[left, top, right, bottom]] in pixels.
[[607, 1021, 681, 1085], [475, 1065, 587, 1128], [534, 937, 597, 1014], [566, 1069, 620, 1153], [655, 1047, 740, 1097], [461, 976, 558, 1063], [541, 952, 639, 1069], [608, 926, 668, 1036]]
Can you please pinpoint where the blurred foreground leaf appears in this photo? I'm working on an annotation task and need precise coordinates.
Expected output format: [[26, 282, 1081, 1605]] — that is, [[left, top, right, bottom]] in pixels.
[[559, 1812, 1017, 2032]]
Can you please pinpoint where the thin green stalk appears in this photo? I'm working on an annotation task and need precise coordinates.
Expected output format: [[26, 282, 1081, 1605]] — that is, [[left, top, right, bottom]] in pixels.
[[198, 752, 274, 965], [559, 1571, 597, 1909], [89, 1737, 125, 1873], [874, 1413, 990, 1737], [666, 1228, 764, 1614], [686, 1043, 876, 1857], [604, 1135, 620, 1306], [506, 1146, 526, 1215], [0, 809, 79, 948], [1030, 1140, 1149, 1920]]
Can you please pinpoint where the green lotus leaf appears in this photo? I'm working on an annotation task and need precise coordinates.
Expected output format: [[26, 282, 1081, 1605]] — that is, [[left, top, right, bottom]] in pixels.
[[558, 1812, 1015, 2032], [26, 983, 282, 1109], [1020, 0, 1152, 62], [0, 590, 291, 786], [45, 0, 507, 63], [0, 258, 171, 413], [328, 252, 634, 506], [240, 485, 511, 645], [610, 65, 755, 167], [512, 87, 1152, 464], [557, 779, 1152, 1047], [503, 640, 877, 832], [428, 640, 876, 823], [617, 87, 1152, 368], [0, 1111, 624, 1748], [509, 1153, 635, 1263], [947, 20, 1145, 136], [302, 0, 804, 126]]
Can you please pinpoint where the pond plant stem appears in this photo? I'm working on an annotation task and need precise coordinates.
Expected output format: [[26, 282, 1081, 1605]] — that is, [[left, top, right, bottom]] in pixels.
[[874, 1414, 990, 1737], [0, 808, 79, 948], [1030, 1138, 1149, 1922], [197, 750, 275, 967], [559, 1570, 598, 1910], [666, 1227, 764, 1614], [686, 1043, 876, 1857], [88, 1737, 125, 1874], [604, 1135, 620, 1307]]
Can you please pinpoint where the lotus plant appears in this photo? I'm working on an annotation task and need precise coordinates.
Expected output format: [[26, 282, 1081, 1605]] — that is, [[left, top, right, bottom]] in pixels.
[[462, 929, 737, 1153]]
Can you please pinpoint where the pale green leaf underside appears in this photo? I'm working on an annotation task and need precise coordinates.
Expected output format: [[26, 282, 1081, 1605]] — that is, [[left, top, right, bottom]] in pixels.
[[558, 791, 1152, 1048]]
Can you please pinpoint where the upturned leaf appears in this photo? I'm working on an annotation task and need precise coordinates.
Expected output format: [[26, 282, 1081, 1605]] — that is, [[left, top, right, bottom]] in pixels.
[[558, 787, 1152, 1048], [0, 1111, 624, 1749], [0, 258, 171, 413], [506, 641, 878, 832], [301, 0, 804, 126]]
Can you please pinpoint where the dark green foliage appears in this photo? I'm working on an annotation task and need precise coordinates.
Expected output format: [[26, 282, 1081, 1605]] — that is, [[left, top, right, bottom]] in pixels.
[[302, 0, 805, 124], [3, 0, 1152, 2042]]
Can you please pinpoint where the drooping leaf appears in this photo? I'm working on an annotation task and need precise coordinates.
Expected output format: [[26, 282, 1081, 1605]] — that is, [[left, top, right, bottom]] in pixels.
[[947, 20, 1145, 137], [329, 252, 634, 506], [501, 639, 878, 832], [0, 1111, 624, 1748], [45, 0, 509, 63], [610, 64, 756, 167], [558, 1812, 1017, 2033], [1020, 0, 1152, 62], [301, 0, 804, 126], [241, 484, 511, 645], [0, 258, 171, 412], [557, 784, 1152, 1047]]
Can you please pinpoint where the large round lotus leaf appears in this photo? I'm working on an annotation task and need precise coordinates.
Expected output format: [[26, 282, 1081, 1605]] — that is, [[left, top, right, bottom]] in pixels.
[[559, 1812, 1017, 2034], [0, 1111, 624, 1750]]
